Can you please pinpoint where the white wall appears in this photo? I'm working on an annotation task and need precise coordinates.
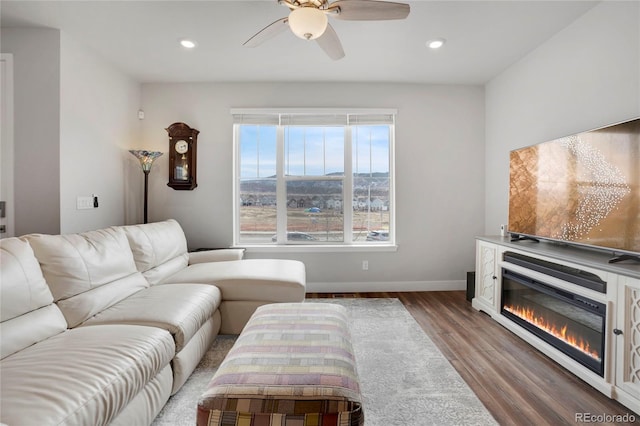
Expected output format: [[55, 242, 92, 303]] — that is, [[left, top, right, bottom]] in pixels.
[[1, 28, 142, 235], [1, 28, 61, 235], [485, 1, 640, 235], [59, 32, 142, 233], [141, 83, 485, 290]]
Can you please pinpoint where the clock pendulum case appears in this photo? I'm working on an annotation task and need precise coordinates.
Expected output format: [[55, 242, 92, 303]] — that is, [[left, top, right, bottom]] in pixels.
[[166, 122, 199, 190]]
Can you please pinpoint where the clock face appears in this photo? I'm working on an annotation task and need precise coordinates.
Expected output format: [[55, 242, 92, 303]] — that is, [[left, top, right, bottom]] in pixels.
[[175, 140, 189, 154]]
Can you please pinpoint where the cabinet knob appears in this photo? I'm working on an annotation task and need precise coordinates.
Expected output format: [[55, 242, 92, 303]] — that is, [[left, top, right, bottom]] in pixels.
[[492, 276, 498, 280], [613, 328, 623, 335]]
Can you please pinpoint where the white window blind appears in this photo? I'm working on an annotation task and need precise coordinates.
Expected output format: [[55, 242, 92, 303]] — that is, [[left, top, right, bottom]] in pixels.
[[231, 109, 396, 127]]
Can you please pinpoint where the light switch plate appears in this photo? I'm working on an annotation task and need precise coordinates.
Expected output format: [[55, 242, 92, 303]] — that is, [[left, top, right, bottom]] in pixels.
[[77, 196, 94, 210]]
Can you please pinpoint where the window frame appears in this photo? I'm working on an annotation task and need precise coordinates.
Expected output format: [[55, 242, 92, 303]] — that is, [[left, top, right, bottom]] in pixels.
[[231, 108, 397, 252]]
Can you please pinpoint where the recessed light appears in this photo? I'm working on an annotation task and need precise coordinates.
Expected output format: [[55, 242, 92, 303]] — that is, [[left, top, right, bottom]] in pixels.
[[179, 39, 197, 49], [427, 38, 446, 49]]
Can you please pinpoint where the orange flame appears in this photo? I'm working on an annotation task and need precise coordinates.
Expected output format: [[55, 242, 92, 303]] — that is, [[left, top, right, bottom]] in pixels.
[[504, 304, 601, 361]]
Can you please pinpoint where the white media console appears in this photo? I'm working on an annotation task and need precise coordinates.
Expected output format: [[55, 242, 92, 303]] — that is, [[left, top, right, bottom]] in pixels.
[[473, 236, 640, 414]]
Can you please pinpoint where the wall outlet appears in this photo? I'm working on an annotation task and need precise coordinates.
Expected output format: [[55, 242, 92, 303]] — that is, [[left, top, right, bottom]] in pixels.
[[362, 260, 369, 271]]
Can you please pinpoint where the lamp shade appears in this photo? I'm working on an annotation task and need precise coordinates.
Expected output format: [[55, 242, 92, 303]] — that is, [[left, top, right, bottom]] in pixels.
[[288, 7, 328, 40], [129, 150, 163, 172]]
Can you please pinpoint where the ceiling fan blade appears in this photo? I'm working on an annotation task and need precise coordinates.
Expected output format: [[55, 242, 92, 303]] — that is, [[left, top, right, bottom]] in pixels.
[[316, 23, 345, 60], [243, 17, 289, 48], [328, 0, 410, 21]]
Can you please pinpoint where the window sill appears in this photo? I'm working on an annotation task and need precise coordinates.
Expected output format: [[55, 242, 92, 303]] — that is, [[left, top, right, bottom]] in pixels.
[[232, 244, 398, 254]]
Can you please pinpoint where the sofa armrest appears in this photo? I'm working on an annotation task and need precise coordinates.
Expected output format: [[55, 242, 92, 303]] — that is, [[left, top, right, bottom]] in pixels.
[[188, 249, 245, 264]]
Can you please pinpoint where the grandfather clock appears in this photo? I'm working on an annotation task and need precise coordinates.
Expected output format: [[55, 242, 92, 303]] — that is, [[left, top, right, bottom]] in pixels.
[[166, 122, 199, 190]]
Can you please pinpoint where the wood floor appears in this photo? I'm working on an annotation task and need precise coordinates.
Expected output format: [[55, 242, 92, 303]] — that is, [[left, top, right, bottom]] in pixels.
[[306, 291, 638, 426]]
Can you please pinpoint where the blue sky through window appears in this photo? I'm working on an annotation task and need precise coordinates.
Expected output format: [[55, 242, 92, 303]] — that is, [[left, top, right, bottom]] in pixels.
[[240, 124, 390, 178], [353, 125, 390, 175], [285, 127, 344, 176], [239, 125, 276, 178]]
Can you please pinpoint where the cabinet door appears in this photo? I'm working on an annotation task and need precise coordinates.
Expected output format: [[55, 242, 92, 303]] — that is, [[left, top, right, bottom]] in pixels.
[[475, 240, 499, 311], [615, 275, 640, 400]]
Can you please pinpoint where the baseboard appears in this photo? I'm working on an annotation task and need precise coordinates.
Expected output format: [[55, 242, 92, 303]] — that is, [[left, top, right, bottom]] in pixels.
[[306, 280, 466, 293]]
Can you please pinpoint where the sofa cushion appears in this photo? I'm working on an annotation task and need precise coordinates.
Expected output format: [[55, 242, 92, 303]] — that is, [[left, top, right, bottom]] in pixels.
[[164, 259, 306, 302], [119, 219, 189, 285], [110, 365, 173, 426], [81, 283, 222, 352], [0, 324, 174, 426], [25, 228, 149, 327], [0, 238, 67, 359]]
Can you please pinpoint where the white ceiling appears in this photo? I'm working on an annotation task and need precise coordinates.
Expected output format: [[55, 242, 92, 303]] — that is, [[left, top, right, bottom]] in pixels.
[[1, 0, 598, 84]]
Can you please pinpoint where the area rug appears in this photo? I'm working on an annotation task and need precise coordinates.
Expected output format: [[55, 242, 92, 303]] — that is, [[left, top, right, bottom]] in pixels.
[[152, 298, 497, 426]]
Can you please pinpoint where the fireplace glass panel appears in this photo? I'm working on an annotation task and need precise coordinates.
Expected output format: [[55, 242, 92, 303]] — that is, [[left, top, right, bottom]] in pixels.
[[501, 269, 605, 376]]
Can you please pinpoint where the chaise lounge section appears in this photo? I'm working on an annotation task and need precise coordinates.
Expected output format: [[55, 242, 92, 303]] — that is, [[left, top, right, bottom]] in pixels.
[[0, 219, 306, 425], [120, 219, 307, 334]]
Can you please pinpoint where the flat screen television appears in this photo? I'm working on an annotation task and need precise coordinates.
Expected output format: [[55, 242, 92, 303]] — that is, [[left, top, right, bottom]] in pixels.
[[508, 117, 640, 260]]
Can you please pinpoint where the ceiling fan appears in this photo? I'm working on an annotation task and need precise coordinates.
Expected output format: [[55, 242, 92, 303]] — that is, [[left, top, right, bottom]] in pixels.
[[243, 0, 410, 60]]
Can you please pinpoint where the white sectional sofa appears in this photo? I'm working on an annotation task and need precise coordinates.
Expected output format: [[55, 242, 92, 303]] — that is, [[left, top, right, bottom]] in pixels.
[[0, 219, 306, 426]]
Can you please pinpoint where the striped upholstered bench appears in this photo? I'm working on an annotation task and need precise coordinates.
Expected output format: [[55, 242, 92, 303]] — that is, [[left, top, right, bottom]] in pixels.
[[197, 303, 363, 426]]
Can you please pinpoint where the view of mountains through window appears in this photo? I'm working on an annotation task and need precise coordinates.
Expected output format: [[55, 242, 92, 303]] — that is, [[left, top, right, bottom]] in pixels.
[[237, 122, 393, 244]]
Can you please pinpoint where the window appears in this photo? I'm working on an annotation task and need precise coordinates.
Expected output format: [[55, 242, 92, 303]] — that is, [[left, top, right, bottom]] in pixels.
[[232, 109, 395, 247]]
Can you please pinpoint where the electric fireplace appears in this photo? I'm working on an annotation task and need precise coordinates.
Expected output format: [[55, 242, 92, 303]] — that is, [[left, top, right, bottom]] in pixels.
[[501, 264, 606, 376]]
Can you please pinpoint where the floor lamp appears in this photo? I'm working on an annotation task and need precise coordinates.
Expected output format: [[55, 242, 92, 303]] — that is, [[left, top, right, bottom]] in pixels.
[[129, 150, 163, 224]]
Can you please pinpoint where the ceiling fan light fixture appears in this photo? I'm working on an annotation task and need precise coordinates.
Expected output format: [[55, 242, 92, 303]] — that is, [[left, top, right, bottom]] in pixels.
[[288, 7, 328, 40]]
